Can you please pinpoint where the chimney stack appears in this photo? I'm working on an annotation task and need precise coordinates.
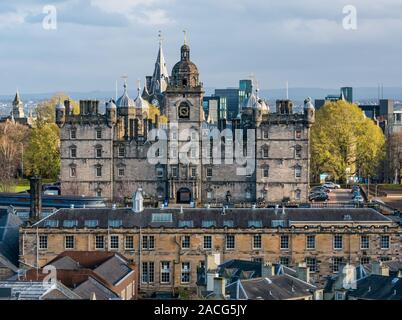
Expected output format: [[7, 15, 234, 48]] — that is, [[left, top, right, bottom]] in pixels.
[[213, 277, 226, 297], [261, 262, 275, 277], [29, 176, 42, 221], [296, 263, 310, 283]]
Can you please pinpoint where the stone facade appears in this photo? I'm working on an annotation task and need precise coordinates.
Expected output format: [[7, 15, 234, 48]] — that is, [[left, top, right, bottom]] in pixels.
[[56, 41, 314, 204], [19, 207, 401, 294]]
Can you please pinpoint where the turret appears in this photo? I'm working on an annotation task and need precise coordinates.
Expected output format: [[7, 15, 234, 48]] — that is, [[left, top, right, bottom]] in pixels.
[[55, 100, 66, 127], [304, 97, 315, 127], [132, 187, 144, 213], [106, 99, 117, 126]]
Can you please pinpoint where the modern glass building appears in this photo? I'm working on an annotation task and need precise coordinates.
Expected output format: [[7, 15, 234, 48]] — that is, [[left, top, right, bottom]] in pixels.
[[214, 88, 239, 120], [238, 79, 253, 114], [203, 96, 227, 122]]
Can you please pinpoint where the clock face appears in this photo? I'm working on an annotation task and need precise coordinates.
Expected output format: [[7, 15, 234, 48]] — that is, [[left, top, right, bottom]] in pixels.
[[151, 99, 159, 106], [178, 104, 190, 118]]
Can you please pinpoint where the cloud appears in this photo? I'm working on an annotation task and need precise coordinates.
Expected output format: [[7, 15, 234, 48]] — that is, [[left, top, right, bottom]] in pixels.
[[136, 9, 175, 26]]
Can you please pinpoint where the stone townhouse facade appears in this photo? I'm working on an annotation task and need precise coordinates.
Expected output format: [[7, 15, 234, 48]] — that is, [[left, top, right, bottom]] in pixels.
[[19, 206, 401, 294], [56, 39, 315, 204]]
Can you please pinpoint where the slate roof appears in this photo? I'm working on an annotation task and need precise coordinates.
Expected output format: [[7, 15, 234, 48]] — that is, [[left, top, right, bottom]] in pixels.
[[0, 209, 23, 266], [32, 207, 392, 229], [226, 274, 317, 300], [73, 277, 119, 300], [0, 281, 81, 300], [348, 275, 402, 300], [93, 255, 133, 285]]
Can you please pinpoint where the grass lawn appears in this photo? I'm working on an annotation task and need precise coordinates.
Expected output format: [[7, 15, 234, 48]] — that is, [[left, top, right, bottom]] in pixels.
[[7, 179, 56, 193], [379, 184, 402, 190]]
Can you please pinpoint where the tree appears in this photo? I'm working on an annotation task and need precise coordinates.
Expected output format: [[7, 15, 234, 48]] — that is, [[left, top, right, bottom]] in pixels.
[[23, 123, 60, 180], [35, 92, 79, 126], [0, 121, 29, 191], [311, 101, 385, 183], [387, 132, 402, 184]]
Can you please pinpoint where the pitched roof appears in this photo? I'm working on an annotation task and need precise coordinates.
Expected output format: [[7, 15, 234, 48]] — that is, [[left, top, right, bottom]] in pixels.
[[0, 281, 80, 300], [227, 275, 317, 300], [0, 209, 23, 266], [348, 275, 402, 300], [93, 255, 133, 285], [73, 277, 119, 300], [32, 207, 392, 230]]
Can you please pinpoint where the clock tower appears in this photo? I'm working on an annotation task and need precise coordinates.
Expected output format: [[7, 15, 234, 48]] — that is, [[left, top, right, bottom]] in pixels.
[[165, 36, 205, 204]]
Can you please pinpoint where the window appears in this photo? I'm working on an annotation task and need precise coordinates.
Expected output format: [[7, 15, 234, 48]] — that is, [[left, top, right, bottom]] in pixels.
[[190, 147, 197, 159], [280, 235, 289, 250], [360, 235, 370, 249], [202, 220, 216, 228], [295, 166, 302, 178], [295, 189, 301, 201], [306, 235, 316, 250], [156, 167, 164, 178], [70, 147, 77, 158], [360, 257, 370, 265], [262, 129, 269, 139], [295, 129, 302, 139], [108, 219, 123, 228], [280, 257, 290, 266], [172, 167, 178, 177], [226, 235, 235, 249], [110, 235, 119, 249], [142, 235, 155, 250], [152, 213, 172, 223], [96, 189, 102, 197], [65, 235, 75, 249], [84, 220, 98, 228], [170, 146, 178, 158], [96, 165, 102, 177], [191, 131, 197, 141], [118, 146, 125, 158], [295, 145, 302, 159], [44, 220, 59, 228], [332, 257, 344, 273], [223, 220, 234, 227], [248, 220, 262, 228], [380, 256, 391, 262], [95, 235, 105, 250], [125, 236, 134, 250], [272, 220, 286, 228], [253, 235, 262, 249], [118, 168, 125, 177], [39, 235, 48, 250], [70, 128, 77, 139], [182, 236, 190, 249], [306, 257, 318, 272], [206, 168, 213, 177], [96, 129, 102, 139], [263, 167, 269, 178], [178, 220, 194, 228], [161, 262, 171, 284], [203, 236, 212, 249], [262, 146, 269, 158], [252, 257, 263, 264], [246, 191, 251, 199], [380, 235, 390, 250], [95, 146, 102, 158], [142, 262, 155, 284], [191, 167, 197, 177], [333, 235, 343, 250], [181, 262, 190, 284], [70, 167, 76, 178], [63, 220, 78, 228]]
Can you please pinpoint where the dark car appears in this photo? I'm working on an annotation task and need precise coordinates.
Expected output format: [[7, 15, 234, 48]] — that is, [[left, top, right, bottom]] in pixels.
[[311, 186, 330, 193], [309, 192, 329, 202]]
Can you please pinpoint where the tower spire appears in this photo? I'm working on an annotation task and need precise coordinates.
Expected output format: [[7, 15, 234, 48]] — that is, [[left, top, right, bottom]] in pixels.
[[149, 31, 169, 95], [183, 29, 187, 45]]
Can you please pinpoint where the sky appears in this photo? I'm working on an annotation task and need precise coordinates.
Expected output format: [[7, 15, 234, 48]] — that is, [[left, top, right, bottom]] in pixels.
[[1, 0, 402, 95]]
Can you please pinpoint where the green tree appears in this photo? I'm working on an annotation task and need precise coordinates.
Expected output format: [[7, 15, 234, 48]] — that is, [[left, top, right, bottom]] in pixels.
[[311, 100, 385, 183], [24, 123, 60, 180], [35, 92, 79, 126]]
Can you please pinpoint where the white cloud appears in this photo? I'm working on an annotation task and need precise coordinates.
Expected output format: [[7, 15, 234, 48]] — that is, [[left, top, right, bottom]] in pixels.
[[136, 9, 174, 26]]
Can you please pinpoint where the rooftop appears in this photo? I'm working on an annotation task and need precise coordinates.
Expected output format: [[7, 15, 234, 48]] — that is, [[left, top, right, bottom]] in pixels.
[[31, 207, 393, 230]]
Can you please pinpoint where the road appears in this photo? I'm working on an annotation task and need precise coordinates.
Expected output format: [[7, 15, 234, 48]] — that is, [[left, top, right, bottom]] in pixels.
[[327, 188, 354, 202]]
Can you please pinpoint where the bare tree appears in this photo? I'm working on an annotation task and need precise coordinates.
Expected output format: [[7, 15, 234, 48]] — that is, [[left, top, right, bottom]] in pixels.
[[0, 121, 29, 191]]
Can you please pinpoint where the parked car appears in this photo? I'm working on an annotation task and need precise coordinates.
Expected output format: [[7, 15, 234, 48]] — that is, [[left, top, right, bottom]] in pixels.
[[322, 182, 341, 189], [43, 186, 61, 196], [309, 192, 329, 202], [311, 186, 331, 193]]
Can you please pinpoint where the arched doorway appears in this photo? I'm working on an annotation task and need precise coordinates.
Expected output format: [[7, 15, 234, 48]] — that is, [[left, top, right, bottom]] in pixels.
[[177, 188, 192, 204]]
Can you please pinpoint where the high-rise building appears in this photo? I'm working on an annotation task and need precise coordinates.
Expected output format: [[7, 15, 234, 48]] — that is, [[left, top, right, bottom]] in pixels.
[[238, 79, 253, 114], [340, 87, 353, 103], [214, 88, 239, 120]]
